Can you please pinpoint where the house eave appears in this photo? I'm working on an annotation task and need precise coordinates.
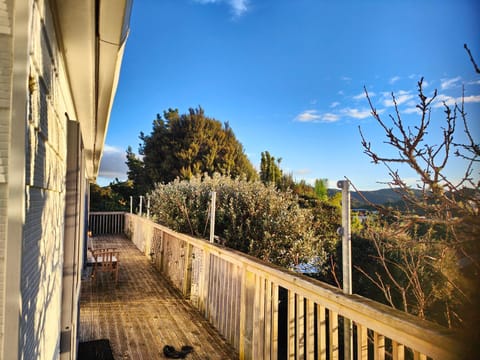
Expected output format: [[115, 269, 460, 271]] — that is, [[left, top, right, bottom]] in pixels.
[[52, 0, 132, 181]]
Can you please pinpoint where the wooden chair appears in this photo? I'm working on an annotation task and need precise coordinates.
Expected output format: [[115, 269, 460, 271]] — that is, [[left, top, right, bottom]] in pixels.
[[91, 248, 119, 284]]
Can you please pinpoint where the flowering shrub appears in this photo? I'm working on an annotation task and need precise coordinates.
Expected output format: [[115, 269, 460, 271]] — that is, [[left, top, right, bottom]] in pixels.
[[149, 174, 337, 270]]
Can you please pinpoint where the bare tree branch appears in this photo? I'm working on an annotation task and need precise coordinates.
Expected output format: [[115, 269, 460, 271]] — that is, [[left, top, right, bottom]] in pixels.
[[464, 43, 480, 74], [351, 47, 479, 330]]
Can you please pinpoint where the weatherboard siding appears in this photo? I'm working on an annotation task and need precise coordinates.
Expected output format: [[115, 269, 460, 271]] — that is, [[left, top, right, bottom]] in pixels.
[[0, 0, 12, 355], [19, 2, 68, 359]]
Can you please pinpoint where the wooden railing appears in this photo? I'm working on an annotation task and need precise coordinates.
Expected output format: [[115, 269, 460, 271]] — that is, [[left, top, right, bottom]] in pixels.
[[89, 211, 125, 235], [122, 212, 462, 359]]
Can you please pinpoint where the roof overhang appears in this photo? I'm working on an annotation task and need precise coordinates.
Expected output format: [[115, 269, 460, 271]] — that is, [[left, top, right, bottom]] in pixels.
[[51, 0, 132, 181]]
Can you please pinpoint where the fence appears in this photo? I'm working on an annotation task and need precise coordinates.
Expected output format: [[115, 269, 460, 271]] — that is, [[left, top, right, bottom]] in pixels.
[[122, 213, 463, 360], [89, 211, 125, 235]]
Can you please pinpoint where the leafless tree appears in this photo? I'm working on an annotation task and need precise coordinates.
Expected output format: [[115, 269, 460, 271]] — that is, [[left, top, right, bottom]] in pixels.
[[355, 45, 479, 329]]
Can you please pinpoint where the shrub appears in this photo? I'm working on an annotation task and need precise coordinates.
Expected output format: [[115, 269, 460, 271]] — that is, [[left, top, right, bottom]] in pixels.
[[149, 174, 337, 270]]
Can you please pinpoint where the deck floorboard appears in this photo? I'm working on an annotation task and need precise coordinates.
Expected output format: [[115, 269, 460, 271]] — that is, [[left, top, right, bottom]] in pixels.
[[80, 234, 238, 360]]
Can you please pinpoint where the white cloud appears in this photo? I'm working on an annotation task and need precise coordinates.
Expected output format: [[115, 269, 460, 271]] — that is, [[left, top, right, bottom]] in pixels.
[[434, 93, 453, 103], [353, 91, 374, 100], [230, 0, 249, 16], [194, 0, 249, 16], [330, 101, 340, 108], [99, 145, 128, 180], [382, 90, 414, 107], [341, 108, 371, 119], [322, 113, 340, 122], [440, 76, 461, 90], [341, 76, 352, 81], [464, 95, 480, 103], [404, 106, 421, 114], [433, 94, 480, 107], [103, 144, 123, 153], [295, 110, 340, 123], [294, 168, 312, 176], [295, 110, 321, 122], [389, 76, 401, 84]]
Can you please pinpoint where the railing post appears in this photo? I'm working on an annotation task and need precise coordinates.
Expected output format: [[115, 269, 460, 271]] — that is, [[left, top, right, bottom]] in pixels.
[[139, 195, 143, 216], [209, 191, 216, 243], [199, 249, 210, 315], [337, 179, 353, 359], [182, 243, 193, 297], [146, 195, 150, 219]]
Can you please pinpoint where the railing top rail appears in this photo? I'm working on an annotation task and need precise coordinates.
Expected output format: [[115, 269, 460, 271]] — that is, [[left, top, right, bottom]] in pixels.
[[124, 213, 463, 359], [89, 211, 126, 215]]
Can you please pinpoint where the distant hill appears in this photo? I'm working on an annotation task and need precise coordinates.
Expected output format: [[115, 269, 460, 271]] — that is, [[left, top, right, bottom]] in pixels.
[[328, 188, 410, 208], [331, 187, 479, 211]]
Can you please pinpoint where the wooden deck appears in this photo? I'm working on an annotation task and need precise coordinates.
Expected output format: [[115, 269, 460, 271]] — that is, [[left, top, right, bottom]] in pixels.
[[79, 234, 238, 360]]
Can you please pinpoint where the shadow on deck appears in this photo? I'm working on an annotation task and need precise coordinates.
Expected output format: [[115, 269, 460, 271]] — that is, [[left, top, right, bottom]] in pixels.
[[79, 234, 238, 360]]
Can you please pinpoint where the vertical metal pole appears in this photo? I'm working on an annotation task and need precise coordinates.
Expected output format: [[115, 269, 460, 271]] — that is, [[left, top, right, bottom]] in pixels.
[[147, 196, 150, 219], [337, 179, 352, 360], [338, 180, 352, 293], [209, 191, 216, 243], [139, 195, 143, 216], [130, 196, 133, 214]]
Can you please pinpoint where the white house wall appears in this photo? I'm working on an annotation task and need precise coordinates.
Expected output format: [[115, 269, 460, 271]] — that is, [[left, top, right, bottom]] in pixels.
[[0, 0, 78, 358], [21, 1, 70, 359], [0, 0, 12, 356], [0, 0, 130, 358]]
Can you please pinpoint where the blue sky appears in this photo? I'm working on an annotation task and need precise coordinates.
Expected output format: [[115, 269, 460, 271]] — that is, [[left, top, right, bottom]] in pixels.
[[99, 0, 480, 190]]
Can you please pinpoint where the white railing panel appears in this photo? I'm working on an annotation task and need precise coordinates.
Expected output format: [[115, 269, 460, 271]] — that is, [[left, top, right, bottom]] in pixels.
[[92, 212, 464, 360], [89, 211, 124, 235]]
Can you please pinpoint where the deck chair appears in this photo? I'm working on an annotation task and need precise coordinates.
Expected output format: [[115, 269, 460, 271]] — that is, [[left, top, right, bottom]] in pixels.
[[91, 248, 119, 284]]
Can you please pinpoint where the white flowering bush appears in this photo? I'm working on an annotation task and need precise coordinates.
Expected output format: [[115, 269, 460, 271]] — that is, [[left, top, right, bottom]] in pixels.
[[149, 174, 336, 270]]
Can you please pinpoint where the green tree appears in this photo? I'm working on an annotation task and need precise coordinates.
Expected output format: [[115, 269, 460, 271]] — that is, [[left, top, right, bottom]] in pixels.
[[314, 178, 329, 201], [292, 180, 317, 207], [126, 146, 150, 196], [89, 183, 128, 211], [132, 107, 257, 190], [109, 179, 135, 201], [260, 151, 282, 186], [328, 191, 342, 208], [277, 171, 296, 192]]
